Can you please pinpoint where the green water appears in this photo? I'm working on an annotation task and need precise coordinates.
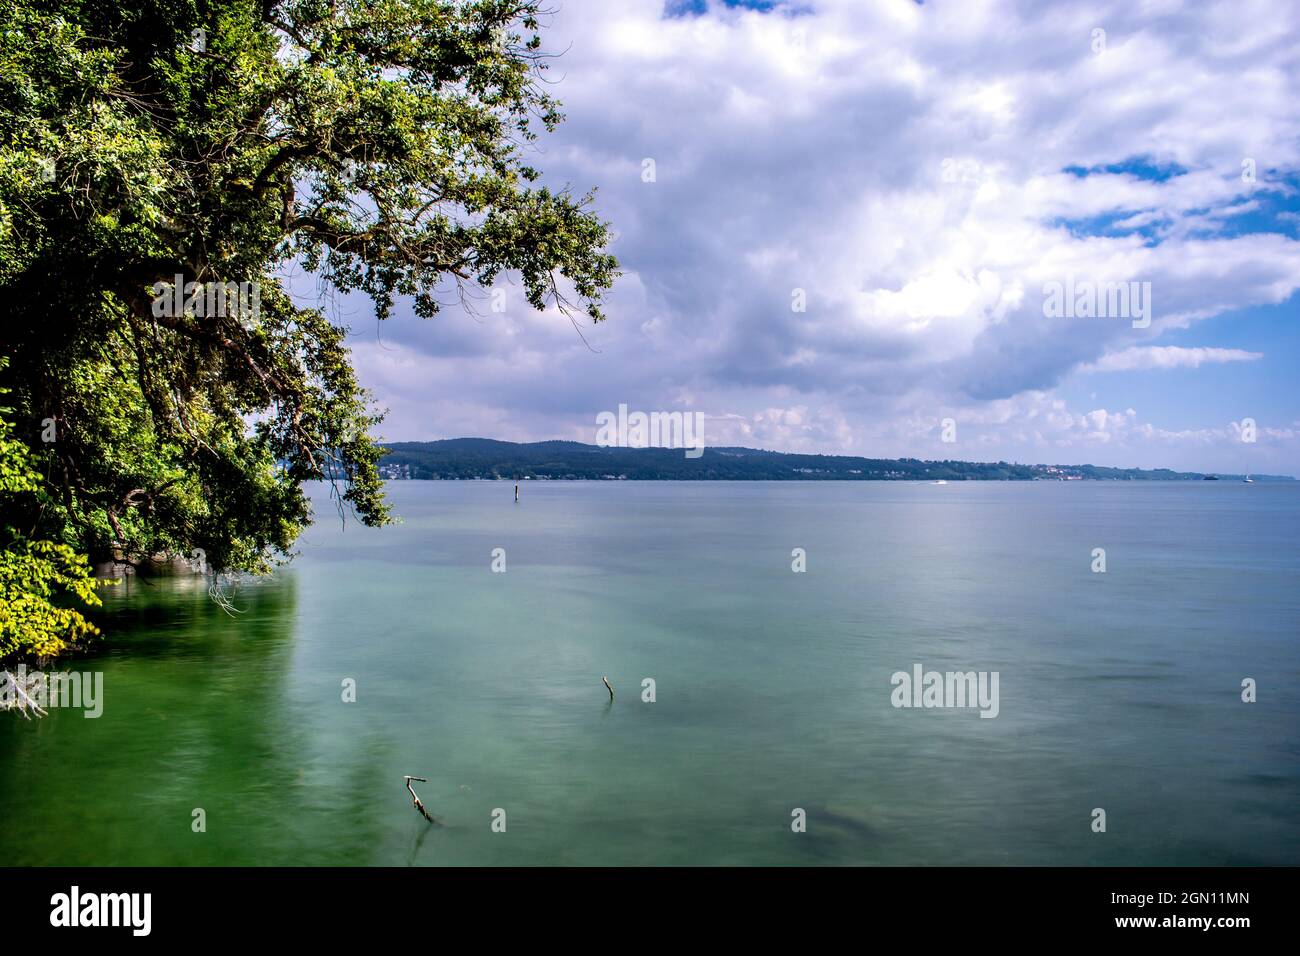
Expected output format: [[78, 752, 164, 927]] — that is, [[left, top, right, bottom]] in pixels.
[[2, 480, 1298, 865]]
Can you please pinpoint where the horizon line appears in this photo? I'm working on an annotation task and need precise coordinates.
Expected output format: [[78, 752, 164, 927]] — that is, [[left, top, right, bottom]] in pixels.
[[374, 437, 1295, 480]]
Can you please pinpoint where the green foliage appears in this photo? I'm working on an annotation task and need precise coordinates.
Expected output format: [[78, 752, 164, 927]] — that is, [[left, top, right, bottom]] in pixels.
[[0, 0, 616, 650], [0, 538, 104, 661], [0, 369, 104, 661]]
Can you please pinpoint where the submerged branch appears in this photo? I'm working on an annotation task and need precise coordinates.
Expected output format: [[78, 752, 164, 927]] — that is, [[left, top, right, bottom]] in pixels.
[[404, 775, 436, 824], [0, 670, 48, 719]]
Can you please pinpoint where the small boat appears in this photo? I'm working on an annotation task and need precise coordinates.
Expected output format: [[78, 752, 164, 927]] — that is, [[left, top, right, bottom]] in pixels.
[[1243, 475, 1254, 483], [931, 480, 948, 485], [1202, 475, 1219, 480]]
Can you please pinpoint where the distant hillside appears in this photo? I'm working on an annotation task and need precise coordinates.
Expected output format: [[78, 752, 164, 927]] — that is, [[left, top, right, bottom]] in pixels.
[[376, 439, 1294, 482]]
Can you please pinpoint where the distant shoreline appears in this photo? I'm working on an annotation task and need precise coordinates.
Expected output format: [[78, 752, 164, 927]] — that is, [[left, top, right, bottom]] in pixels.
[[376, 439, 1294, 483]]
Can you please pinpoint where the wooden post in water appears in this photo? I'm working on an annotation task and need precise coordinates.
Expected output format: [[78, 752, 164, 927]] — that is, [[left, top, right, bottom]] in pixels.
[[602, 676, 614, 701]]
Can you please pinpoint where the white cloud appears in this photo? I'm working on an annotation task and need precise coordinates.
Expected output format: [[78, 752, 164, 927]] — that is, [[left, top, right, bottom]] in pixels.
[[336, 0, 1300, 473], [1080, 346, 1264, 372]]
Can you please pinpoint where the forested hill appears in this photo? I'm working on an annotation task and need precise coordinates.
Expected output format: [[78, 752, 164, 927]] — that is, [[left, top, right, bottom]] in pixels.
[[376, 439, 1292, 482]]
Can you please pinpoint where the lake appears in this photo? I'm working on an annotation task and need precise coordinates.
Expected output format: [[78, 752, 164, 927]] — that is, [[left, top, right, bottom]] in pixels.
[[2, 480, 1297, 865]]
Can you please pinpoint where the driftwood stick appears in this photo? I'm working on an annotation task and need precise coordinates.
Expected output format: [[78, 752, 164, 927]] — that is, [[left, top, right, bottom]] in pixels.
[[404, 775, 435, 823], [0, 670, 47, 720], [602, 676, 614, 701]]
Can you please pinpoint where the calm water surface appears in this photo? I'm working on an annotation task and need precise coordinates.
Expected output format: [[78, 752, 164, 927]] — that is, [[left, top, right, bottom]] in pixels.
[[2, 481, 1297, 865]]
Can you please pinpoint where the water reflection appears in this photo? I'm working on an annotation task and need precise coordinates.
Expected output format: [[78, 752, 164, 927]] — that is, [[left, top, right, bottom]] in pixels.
[[4, 482, 1299, 866], [2, 572, 377, 865]]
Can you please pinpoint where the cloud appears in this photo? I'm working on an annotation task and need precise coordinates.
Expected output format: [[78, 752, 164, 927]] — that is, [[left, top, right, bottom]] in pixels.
[[328, 0, 1300, 472], [1079, 346, 1264, 373]]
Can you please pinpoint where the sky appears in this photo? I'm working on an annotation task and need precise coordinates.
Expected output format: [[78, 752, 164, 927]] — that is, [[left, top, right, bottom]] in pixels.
[[303, 0, 1300, 474]]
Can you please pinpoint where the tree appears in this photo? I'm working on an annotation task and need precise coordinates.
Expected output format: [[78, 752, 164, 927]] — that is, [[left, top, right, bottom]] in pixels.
[[0, 363, 104, 661], [0, 0, 617, 649]]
